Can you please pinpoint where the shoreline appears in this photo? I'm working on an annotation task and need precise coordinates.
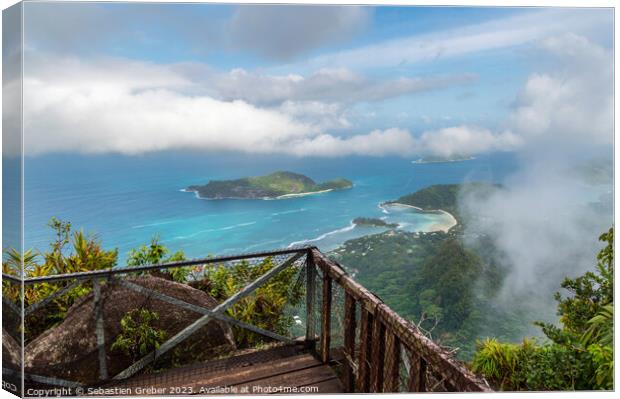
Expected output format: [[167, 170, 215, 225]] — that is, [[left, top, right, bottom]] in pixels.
[[288, 203, 459, 250], [275, 189, 333, 199], [383, 202, 458, 233]]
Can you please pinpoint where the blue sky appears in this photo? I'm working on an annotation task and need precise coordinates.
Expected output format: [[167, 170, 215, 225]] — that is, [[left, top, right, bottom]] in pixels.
[[15, 3, 613, 158]]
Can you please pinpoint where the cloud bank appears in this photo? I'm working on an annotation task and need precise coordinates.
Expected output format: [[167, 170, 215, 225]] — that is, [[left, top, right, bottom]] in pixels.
[[459, 33, 613, 328], [19, 53, 502, 157]]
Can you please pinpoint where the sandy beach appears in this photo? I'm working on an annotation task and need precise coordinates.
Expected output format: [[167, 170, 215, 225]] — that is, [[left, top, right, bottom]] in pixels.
[[386, 202, 458, 233], [275, 189, 333, 199]]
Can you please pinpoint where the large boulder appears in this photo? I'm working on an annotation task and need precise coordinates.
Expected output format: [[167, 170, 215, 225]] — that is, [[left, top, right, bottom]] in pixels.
[[2, 328, 21, 369], [24, 276, 236, 385]]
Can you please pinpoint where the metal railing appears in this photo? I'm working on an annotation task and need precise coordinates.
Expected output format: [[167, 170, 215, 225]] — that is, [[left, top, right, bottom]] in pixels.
[[3, 246, 491, 393], [308, 249, 491, 393]]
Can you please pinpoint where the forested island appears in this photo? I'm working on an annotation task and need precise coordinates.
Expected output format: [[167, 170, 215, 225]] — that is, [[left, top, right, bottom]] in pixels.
[[186, 171, 353, 199]]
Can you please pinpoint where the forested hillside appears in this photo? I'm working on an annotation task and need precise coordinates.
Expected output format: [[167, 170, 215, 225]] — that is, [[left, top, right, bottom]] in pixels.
[[332, 183, 528, 359]]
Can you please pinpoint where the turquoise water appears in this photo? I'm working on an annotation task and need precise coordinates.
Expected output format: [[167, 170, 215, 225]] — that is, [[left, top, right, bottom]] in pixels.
[[22, 152, 518, 264]]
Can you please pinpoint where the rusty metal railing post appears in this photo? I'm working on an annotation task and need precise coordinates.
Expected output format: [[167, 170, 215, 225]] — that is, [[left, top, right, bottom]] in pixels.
[[305, 249, 316, 350], [342, 293, 356, 392], [319, 270, 332, 363], [93, 278, 109, 380]]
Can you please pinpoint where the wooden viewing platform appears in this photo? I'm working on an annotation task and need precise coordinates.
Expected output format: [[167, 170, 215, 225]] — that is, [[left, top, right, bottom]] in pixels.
[[5, 247, 492, 395], [107, 343, 344, 395]]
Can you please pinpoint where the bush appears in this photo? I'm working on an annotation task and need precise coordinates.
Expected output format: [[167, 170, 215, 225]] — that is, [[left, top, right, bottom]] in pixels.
[[111, 309, 167, 362], [126, 236, 188, 282], [2, 218, 118, 341]]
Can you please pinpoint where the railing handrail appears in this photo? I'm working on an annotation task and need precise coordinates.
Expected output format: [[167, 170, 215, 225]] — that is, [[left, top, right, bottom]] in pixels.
[[3, 246, 312, 285], [309, 248, 491, 392]]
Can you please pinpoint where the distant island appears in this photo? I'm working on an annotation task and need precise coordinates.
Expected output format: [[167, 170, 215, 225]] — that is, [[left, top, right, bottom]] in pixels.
[[352, 217, 399, 228], [186, 171, 353, 200], [412, 155, 475, 164]]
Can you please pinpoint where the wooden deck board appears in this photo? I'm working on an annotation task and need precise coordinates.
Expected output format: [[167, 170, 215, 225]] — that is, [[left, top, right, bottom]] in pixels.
[[102, 344, 344, 395]]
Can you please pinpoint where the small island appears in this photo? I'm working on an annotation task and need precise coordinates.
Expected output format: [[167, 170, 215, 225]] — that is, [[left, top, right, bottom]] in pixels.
[[186, 171, 353, 200], [412, 155, 475, 164], [352, 217, 399, 228]]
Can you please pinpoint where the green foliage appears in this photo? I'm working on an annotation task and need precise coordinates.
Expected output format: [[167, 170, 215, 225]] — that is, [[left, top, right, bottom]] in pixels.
[[111, 309, 167, 361], [316, 177, 354, 191], [2, 218, 119, 341], [392, 184, 462, 215], [553, 227, 613, 334], [127, 236, 188, 282], [587, 343, 613, 389], [471, 337, 590, 390], [582, 304, 613, 348], [42, 217, 118, 276], [472, 227, 614, 391], [200, 257, 304, 347]]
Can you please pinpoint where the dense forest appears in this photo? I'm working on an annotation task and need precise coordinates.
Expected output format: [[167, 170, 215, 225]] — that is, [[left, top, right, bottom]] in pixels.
[[329, 229, 526, 359], [332, 184, 520, 358]]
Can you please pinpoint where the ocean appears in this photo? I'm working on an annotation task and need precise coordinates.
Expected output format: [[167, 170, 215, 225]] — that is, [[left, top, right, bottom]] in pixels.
[[22, 152, 520, 264]]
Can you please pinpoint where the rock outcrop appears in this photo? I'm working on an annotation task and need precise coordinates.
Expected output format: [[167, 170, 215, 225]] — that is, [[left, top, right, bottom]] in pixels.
[[2, 328, 21, 369]]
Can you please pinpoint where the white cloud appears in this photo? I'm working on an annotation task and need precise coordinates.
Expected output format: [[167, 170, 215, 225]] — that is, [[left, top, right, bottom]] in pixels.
[[287, 128, 417, 157], [416, 126, 522, 157], [17, 53, 478, 158], [210, 67, 475, 106], [17, 32, 611, 161], [22, 56, 316, 156], [279, 101, 352, 131], [510, 33, 613, 149]]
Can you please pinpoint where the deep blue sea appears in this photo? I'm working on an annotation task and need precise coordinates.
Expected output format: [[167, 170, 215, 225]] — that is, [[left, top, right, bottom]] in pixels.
[[22, 152, 519, 264]]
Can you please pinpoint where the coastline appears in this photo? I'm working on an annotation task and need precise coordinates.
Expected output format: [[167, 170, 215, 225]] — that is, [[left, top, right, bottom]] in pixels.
[[288, 202, 459, 251], [383, 202, 458, 233], [274, 189, 333, 199]]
